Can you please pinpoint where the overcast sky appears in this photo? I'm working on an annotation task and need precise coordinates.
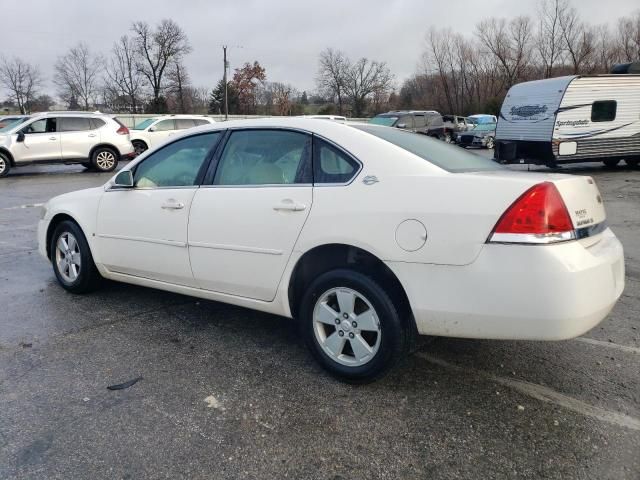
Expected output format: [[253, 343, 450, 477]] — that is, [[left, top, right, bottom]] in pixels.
[[3, 0, 638, 97]]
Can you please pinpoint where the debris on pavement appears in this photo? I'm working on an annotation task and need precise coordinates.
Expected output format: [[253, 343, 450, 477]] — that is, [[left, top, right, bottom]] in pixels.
[[107, 376, 143, 391]]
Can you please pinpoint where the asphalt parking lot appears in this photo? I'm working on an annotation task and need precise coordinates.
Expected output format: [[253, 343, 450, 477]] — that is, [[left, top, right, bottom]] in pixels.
[[1, 155, 639, 479]]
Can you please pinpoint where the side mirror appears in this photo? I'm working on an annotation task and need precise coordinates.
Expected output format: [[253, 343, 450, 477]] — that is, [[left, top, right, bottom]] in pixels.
[[113, 170, 134, 188], [396, 123, 407, 129], [17, 131, 25, 143], [148, 126, 156, 132]]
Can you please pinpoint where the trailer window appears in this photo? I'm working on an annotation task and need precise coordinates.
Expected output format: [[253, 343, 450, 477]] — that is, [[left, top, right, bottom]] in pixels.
[[591, 101, 616, 122]]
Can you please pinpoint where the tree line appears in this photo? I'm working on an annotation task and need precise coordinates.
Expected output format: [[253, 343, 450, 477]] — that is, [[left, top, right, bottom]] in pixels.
[[0, 2, 638, 118]]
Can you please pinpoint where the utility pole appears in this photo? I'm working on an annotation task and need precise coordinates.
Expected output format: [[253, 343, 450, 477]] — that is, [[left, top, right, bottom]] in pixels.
[[223, 45, 229, 120]]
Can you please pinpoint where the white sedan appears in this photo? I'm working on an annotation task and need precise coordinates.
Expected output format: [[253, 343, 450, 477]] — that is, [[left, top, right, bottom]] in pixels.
[[38, 118, 625, 382]]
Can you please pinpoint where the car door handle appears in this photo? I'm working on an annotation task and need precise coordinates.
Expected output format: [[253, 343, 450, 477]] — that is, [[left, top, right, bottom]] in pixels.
[[49, 136, 57, 141], [88, 133, 97, 138], [273, 200, 306, 212], [161, 202, 185, 210]]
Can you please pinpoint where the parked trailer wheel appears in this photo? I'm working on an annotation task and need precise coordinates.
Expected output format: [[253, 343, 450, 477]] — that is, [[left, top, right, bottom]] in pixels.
[[603, 159, 620, 168]]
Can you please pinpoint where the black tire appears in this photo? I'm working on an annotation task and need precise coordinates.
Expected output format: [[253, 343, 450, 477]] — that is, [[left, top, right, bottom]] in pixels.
[[91, 147, 118, 172], [300, 269, 410, 383], [603, 159, 620, 168], [625, 158, 639, 168], [132, 140, 148, 156], [81, 162, 94, 170], [0, 152, 10, 178], [442, 133, 452, 143], [50, 220, 102, 294], [485, 137, 495, 149]]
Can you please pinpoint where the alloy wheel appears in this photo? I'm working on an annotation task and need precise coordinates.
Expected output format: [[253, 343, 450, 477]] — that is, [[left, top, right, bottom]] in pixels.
[[55, 232, 82, 283], [313, 287, 382, 367], [0, 157, 6, 175], [96, 151, 116, 170]]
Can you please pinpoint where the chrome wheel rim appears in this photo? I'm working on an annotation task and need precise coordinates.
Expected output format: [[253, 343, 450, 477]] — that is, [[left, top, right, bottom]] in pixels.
[[487, 138, 494, 148], [55, 232, 81, 283], [0, 157, 6, 174], [313, 287, 381, 367], [96, 151, 116, 170]]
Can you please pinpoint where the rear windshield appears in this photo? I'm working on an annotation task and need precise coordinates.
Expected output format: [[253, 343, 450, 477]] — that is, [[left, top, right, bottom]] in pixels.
[[353, 125, 502, 173]]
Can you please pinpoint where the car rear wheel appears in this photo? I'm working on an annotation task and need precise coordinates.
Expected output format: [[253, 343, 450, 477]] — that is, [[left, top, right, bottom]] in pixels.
[[625, 158, 639, 168], [300, 269, 410, 383], [51, 220, 102, 293], [132, 140, 148, 156], [486, 137, 495, 149], [603, 159, 620, 168], [91, 147, 118, 172], [0, 152, 10, 177]]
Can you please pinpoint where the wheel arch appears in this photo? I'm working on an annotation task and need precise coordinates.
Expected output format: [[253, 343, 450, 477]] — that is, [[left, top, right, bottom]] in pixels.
[[287, 243, 414, 328], [0, 147, 15, 166], [89, 143, 120, 159], [46, 213, 87, 260]]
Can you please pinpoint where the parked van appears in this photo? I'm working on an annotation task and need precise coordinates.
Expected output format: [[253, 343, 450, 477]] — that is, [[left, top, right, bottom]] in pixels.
[[494, 75, 640, 167]]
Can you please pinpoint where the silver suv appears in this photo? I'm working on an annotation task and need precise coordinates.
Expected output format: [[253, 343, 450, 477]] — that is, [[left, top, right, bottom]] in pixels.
[[0, 112, 134, 177]]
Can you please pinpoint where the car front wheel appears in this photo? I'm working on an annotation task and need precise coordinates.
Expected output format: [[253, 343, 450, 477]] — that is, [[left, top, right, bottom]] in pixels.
[[485, 137, 495, 149], [51, 220, 102, 293], [0, 152, 10, 177], [301, 269, 410, 383], [91, 147, 118, 172], [132, 140, 148, 156]]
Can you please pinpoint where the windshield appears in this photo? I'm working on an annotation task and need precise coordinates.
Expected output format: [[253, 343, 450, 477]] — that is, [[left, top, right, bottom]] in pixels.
[[369, 116, 397, 127], [472, 123, 496, 131], [0, 118, 29, 133], [133, 118, 156, 130], [470, 116, 495, 125], [353, 124, 502, 173]]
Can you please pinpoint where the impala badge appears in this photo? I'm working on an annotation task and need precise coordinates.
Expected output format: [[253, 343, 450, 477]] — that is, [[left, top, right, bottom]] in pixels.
[[363, 175, 379, 185]]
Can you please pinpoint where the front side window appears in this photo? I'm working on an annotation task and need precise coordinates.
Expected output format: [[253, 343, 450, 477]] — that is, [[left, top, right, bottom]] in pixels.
[[153, 119, 175, 131], [133, 132, 221, 188], [591, 101, 616, 122], [22, 118, 56, 134], [60, 117, 91, 132], [214, 129, 311, 185], [313, 138, 360, 184], [398, 116, 414, 129]]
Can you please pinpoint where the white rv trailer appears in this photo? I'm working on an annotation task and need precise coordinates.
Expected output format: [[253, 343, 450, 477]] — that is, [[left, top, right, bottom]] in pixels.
[[494, 75, 640, 167]]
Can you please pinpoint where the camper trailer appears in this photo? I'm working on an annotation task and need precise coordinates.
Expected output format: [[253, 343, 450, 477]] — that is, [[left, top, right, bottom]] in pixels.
[[494, 75, 640, 167]]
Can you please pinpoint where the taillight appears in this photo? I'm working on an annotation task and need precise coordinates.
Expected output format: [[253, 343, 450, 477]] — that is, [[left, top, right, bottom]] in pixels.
[[116, 125, 129, 135], [488, 182, 575, 244]]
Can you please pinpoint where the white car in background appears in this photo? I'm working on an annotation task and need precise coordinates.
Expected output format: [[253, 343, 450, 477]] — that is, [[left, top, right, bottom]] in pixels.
[[0, 112, 134, 177], [37, 118, 624, 382], [129, 115, 215, 155]]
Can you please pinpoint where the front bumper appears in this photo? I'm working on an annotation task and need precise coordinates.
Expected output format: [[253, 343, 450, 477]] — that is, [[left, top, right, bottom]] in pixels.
[[38, 218, 50, 260], [387, 228, 625, 340], [457, 136, 488, 147]]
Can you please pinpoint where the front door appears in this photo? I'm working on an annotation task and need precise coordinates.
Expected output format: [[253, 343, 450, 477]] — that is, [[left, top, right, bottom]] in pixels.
[[96, 131, 222, 286], [14, 118, 61, 163], [189, 129, 313, 301], [146, 119, 177, 149]]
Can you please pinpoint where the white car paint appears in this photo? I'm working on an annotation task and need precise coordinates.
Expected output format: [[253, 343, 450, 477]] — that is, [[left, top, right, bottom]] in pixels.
[[38, 118, 624, 343], [129, 115, 215, 152]]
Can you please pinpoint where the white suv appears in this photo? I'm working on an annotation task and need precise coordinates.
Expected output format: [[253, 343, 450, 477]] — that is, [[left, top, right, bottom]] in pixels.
[[129, 115, 215, 155], [0, 112, 134, 178]]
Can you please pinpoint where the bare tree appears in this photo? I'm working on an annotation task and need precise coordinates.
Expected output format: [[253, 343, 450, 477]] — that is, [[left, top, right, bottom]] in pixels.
[[536, 0, 567, 77], [616, 11, 640, 62], [316, 48, 349, 114], [343, 57, 394, 117], [106, 35, 144, 113], [131, 19, 191, 113], [166, 61, 191, 113], [54, 43, 103, 110], [559, 5, 596, 74], [0, 57, 42, 113], [476, 16, 534, 89]]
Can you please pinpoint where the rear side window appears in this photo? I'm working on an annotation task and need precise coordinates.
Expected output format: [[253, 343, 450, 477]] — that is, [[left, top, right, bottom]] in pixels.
[[414, 115, 426, 128], [90, 118, 106, 129], [398, 116, 414, 129], [194, 119, 210, 126], [60, 117, 91, 132], [591, 101, 616, 122], [176, 119, 196, 129], [313, 138, 360, 184], [353, 125, 502, 173]]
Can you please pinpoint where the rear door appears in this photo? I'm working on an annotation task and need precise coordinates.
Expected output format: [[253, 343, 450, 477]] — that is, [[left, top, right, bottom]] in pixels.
[[188, 128, 313, 300], [59, 116, 97, 159]]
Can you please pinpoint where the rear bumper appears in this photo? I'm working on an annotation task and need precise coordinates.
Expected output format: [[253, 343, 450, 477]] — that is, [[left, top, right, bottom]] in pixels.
[[387, 228, 625, 340]]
